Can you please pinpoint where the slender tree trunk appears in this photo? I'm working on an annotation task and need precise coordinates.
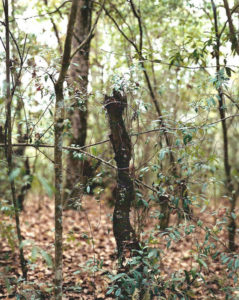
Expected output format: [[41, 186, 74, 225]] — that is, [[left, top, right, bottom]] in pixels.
[[104, 90, 140, 259], [223, 0, 239, 55], [64, 0, 93, 205], [211, 0, 237, 251], [54, 1, 78, 299], [43, 0, 63, 53], [11, 0, 32, 211], [3, 0, 28, 280]]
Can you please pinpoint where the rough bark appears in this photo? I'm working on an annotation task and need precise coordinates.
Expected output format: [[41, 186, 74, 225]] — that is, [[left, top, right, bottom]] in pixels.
[[105, 0, 189, 228], [3, 0, 28, 280], [212, 0, 237, 251], [54, 1, 78, 299], [64, 0, 93, 205], [104, 90, 140, 259]]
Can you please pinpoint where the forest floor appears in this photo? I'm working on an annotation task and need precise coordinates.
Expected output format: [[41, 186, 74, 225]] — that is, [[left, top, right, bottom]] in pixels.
[[0, 194, 238, 299]]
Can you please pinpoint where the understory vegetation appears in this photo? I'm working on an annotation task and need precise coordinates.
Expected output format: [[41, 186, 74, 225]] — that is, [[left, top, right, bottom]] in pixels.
[[0, 0, 239, 299]]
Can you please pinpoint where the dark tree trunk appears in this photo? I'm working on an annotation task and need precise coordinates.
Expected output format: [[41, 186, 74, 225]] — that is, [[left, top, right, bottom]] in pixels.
[[223, 0, 239, 55], [64, 0, 93, 205], [104, 90, 140, 259], [4, 0, 27, 280], [211, 0, 237, 251]]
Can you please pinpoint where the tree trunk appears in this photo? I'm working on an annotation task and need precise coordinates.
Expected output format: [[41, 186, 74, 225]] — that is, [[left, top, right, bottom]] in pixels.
[[12, 0, 32, 211], [211, 0, 237, 251], [64, 0, 93, 206], [54, 1, 78, 299], [3, 0, 28, 280], [223, 0, 239, 55], [104, 90, 140, 259]]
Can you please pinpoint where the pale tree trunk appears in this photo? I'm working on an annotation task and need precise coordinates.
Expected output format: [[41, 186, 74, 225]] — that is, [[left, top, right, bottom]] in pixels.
[[3, 0, 27, 279], [54, 1, 78, 299], [64, 0, 93, 206]]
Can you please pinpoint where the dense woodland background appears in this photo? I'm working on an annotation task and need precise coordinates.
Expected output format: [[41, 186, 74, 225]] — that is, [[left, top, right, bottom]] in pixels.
[[0, 0, 239, 299]]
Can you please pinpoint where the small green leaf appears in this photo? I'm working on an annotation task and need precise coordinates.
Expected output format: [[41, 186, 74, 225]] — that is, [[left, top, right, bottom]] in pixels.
[[141, 199, 149, 208], [183, 133, 192, 145], [40, 249, 53, 267], [234, 258, 239, 269], [92, 147, 97, 156], [9, 168, 21, 181], [115, 288, 121, 297], [197, 258, 208, 269], [106, 287, 114, 295], [111, 273, 125, 281], [31, 246, 39, 260]]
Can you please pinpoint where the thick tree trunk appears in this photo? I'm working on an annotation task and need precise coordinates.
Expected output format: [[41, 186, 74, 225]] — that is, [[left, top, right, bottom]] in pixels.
[[64, 0, 93, 205], [104, 90, 140, 259]]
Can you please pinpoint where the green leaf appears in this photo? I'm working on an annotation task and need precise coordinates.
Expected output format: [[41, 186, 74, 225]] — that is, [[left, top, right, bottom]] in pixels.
[[106, 287, 114, 295], [197, 220, 203, 227], [92, 146, 97, 156], [31, 246, 39, 260], [38, 176, 54, 197], [231, 212, 237, 220], [197, 258, 208, 269], [234, 258, 239, 269], [40, 249, 53, 267], [111, 273, 125, 281], [141, 199, 149, 208], [183, 133, 192, 145], [9, 168, 21, 181], [159, 148, 168, 160], [115, 288, 121, 297], [20, 239, 32, 249]]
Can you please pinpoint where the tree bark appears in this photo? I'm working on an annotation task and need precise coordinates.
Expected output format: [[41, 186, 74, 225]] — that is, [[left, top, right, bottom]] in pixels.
[[54, 1, 78, 299], [64, 0, 93, 205], [104, 90, 140, 259], [223, 0, 239, 55], [104, 1, 189, 228], [211, 0, 237, 252], [3, 0, 28, 280], [11, 0, 32, 211]]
